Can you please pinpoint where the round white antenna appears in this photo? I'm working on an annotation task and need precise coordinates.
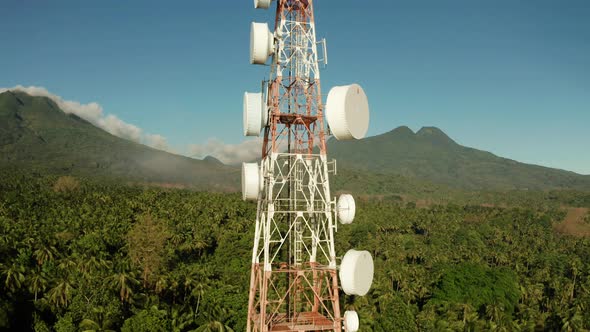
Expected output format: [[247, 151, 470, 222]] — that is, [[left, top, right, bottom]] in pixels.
[[343, 311, 359, 332], [250, 22, 274, 65], [242, 163, 261, 200], [254, 0, 271, 9], [326, 84, 370, 140], [337, 194, 356, 224], [243, 92, 268, 136], [339, 249, 374, 296]]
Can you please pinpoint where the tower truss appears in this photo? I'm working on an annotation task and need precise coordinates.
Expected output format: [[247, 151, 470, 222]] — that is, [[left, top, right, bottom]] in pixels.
[[244, 1, 372, 331]]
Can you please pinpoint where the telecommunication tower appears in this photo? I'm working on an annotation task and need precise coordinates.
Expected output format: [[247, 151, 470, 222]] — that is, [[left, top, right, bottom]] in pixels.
[[242, 1, 374, 331]]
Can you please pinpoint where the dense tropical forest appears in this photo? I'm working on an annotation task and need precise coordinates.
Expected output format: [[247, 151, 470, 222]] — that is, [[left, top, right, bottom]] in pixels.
[[1, 172, 590, 331]]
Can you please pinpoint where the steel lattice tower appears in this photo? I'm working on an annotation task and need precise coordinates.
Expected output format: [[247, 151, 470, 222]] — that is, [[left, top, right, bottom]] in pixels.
[[243, 1, 372, 331]]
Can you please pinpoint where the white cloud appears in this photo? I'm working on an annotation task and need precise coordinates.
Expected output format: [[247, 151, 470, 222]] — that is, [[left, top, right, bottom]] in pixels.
[[145, 134, 169, 151], [0, 85, 286, 165], [188, 138, 263, 164], [0, 85, 169, 151], [186, 137, 294, 164], [98, 114, 143, 143]]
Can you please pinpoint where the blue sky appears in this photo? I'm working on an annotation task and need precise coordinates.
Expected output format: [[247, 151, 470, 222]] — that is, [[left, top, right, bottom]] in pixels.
[[1, 0, 589, 174]]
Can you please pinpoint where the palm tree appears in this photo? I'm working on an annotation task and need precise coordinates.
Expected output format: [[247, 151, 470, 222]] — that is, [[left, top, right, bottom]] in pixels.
[[568, 257, 582, 301], [79, 306, 116, 332], [560, 306, 584, 332], [181, 268, 210, 312], [155, 273, 169, 295], [171, 307, 196, 332], [46, 278, 74, 308], [57, 257, 77, 272], [191, 282, 208, 317], [416, 305, 437, 331], [195, 302, 234, 332], [28, 268, 49, 301], [1, 262, 25, 293], [109, 271, 139, 303], [485, 301, 512, 331], [486, 302, 502, 323], [33, 245, 57, 266], [83, 256, 111, 275]]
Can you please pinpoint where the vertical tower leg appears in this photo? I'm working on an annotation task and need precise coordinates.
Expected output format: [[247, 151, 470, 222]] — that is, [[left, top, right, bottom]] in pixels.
[[246, 1, 347, 331]]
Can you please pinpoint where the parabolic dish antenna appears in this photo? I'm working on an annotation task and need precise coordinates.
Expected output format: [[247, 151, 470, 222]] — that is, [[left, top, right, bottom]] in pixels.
[[339, 249, 374, 296], [242, 163, 261, 200], [337, 194, 356, 225], [326, 84, 369, 140], [254, 0, 271, 9], [343, 311, 359, 332], [243, 92, 268, 136], [250, 22, 274, 65]]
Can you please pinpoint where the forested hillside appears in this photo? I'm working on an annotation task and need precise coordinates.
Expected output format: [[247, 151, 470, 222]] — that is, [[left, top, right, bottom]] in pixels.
[[327, 126, 590, 191], [3, 90, 590, 195], [1, 172, 589, 331], [0, 91, 237, 191]]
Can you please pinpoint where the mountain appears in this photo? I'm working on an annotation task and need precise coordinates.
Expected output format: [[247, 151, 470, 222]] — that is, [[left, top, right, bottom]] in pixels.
[[2, 90, 589, 193], [326, 126, 590, 191], [0, 90, 238, 190], [202, 155, 224, 165]]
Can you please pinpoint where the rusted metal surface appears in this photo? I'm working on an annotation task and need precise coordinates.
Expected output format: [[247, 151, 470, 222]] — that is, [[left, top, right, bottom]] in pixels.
[[248, 1, 341, 331]]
